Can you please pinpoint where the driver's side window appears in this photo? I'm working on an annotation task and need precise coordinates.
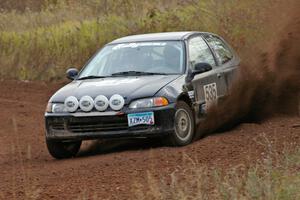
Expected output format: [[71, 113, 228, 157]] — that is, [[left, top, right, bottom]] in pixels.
[[188, 36, 216, 69]]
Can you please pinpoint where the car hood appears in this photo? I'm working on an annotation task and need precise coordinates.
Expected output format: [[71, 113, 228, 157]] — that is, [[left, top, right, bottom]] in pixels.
[[50, 75, 181, 103]]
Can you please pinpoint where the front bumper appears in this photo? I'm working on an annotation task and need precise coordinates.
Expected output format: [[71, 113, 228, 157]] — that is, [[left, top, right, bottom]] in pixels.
[[45, 104, 175, 141]]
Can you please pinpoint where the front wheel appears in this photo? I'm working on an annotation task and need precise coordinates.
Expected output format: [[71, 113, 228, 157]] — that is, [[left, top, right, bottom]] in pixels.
[[46, 139, 82, 159], [167, 101, 195, 146]]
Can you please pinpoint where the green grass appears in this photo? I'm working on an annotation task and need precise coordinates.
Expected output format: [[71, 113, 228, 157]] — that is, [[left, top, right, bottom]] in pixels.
[[0, 0, 278, 81]]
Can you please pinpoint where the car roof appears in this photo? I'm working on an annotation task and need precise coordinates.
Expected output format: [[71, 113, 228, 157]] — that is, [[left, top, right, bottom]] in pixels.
[[109, 31, 206, 44]]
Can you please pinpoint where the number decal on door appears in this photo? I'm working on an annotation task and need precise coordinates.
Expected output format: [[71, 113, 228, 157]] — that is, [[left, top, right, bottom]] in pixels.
[[203, 83, 218, 108]]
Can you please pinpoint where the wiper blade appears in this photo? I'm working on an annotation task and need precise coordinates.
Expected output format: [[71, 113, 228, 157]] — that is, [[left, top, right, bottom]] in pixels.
[[146, 72, 168, 75], [77, 75, 108, 80], [111, 71, 167, 76], [111, 71, 144, 76]]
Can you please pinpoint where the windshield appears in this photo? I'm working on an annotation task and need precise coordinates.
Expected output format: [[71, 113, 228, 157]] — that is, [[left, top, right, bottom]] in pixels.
[[78, 41, 185, 78]]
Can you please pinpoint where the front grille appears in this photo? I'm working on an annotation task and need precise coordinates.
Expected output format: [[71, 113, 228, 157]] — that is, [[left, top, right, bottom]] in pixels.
[[51, 122, 64, 130], [50, 115, 129, 133]]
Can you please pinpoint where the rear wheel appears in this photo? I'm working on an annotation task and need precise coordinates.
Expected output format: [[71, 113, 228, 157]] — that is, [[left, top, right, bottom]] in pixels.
[[167, 101, 195, 146], [46, 139, 81, 159]]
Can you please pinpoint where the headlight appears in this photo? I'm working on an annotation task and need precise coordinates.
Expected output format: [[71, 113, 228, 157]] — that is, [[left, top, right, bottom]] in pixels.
[[129, 97, 169, 109], [46, 103, 67, 113], [46, 102, 52, 113]]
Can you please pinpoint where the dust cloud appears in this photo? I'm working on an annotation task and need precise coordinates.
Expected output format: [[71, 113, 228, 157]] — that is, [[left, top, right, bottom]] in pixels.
[[196, 1, 300, 137]]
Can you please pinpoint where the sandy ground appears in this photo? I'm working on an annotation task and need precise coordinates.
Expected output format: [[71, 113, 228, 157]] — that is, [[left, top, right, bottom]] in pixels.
[[0, 80, 299, 199]]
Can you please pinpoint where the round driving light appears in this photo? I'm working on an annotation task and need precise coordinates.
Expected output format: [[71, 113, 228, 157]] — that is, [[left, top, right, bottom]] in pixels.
[[64, 96, 79, 113], [109, 94, 125, 111], [94, 95, 109, 111], [79, 96, 94, 112]]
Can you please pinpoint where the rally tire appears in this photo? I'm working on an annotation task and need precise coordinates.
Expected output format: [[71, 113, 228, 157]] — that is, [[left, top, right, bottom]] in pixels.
[[167, 101, 195, 146], [46, 139, 82, 159]]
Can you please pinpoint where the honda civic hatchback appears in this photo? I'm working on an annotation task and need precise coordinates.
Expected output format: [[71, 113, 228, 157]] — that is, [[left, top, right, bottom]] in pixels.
[[45, 32, 240, 159]]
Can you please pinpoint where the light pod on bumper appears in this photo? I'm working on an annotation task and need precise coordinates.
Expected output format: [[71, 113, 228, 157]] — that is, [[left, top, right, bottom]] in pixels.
[[94, 95, 109, 111], [109, 94, 125, 111], [64, 96, 79, 112], [79, 96, 94, 112]]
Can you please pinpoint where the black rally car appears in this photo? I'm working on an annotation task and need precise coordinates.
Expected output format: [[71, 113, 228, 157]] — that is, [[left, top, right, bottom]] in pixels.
[[45, 32, 239, 159]]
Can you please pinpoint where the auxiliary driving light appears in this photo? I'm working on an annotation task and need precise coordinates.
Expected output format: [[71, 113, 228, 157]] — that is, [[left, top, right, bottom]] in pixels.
[[94, 95, 109, 111], [109, 94, 125, 111], [64, 96, 79, 113], [79, 96, 94, 112]]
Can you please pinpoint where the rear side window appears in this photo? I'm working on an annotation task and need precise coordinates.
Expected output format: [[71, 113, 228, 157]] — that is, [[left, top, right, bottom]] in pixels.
[[205, 35, 233, 64], [188, 36, 216, 68]]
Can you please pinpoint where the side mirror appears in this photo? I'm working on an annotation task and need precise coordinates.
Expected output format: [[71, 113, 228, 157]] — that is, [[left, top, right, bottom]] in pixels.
[[186, 63, 212, 82], [193, 62, 213, 74], [66, 68, 78, 80]]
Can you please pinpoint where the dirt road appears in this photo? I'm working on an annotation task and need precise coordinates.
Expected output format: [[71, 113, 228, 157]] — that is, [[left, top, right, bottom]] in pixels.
[[0, 80, 299, 199]]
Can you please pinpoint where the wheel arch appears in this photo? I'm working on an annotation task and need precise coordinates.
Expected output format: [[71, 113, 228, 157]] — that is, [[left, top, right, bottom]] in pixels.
[[177, 93, 193, 108]]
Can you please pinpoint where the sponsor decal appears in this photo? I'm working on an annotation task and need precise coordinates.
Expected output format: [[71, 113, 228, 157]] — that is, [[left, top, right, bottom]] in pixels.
[[203, 83, 218, 109], [113, 42, 167, 50]]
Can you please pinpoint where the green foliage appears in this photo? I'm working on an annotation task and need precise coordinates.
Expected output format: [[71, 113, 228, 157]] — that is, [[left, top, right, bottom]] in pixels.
[[0, 0, 276, 80]]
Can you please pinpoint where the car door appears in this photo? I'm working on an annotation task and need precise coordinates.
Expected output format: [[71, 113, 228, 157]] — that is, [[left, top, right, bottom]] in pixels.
[[187, 35, 227, 112], [203, 34, 239, 92]]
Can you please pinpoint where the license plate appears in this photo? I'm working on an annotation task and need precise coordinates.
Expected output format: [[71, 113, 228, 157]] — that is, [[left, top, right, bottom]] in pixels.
[[128, 112, 155, 127]]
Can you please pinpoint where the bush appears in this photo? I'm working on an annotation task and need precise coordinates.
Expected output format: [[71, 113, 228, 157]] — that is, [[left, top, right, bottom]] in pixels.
[[0, 0, 278, 80]]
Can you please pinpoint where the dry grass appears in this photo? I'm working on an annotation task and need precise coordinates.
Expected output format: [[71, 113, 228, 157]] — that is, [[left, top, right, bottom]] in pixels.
[[0, 0, 279, 81], [5, 116, 42, 200], [132, 136, 300, 200]]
